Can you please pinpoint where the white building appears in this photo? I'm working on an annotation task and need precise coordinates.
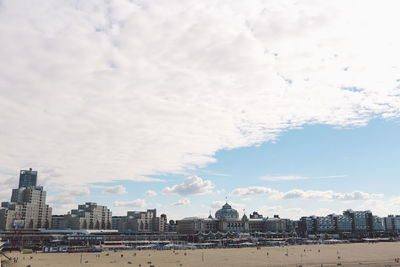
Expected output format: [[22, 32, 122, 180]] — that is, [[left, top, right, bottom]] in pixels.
[[118, 209, 167, 233], [177, 202, 275, 234], [0, 186, 52, 230], [62, 202, 112, 230]]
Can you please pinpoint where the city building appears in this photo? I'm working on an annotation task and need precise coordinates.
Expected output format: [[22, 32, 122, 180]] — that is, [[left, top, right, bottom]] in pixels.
[[264, 215, 293, 232], [62, 202, 112, 230], [0, 170, 52, 230], [18, 168, 38, 188], [383, 215, 400, 233], [372, 216, 384, 231], [315, 216, 336, 232], [298, 210, 384, 235], [51, 215, 67, 230], [343, 210, 372, 232], [299, 216, 315, 234], [112, 216, 124, 230], [118, 209, 167, 233], [250, 211, 263, 219], [332, 214, 353, 232], [167, 220, 178, 232], [177, 202, 291, 234]]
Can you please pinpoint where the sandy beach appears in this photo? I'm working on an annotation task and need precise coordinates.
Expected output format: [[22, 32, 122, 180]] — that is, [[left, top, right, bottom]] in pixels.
[[3, 242, 400, 267]]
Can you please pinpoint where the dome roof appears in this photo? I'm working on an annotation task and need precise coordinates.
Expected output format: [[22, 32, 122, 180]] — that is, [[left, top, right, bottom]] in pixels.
[[215, 202, 239, 221]]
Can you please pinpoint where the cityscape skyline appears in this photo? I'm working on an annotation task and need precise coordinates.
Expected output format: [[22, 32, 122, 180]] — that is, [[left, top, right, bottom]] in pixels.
[[1, 167, 400, 223], [1, 1, 400, 221], [2, 170, 400, 237]]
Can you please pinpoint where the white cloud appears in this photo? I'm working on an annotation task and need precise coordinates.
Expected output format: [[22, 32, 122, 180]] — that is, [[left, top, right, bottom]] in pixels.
[[215, 189, 225, 195], [172, 198, 190, 206], [210, 200, 225, 209], [231, 186, 383, 201], [0, 176, 18, 202], [258, 206, 306, 219], [231, 186, 278, 196], [113, 199, 147, 208], [145, 190, 157, 197], [279, 189, 383, 201], [103, 185, 127, 195], [260, 175, 306, 181], [0, 0, 398, 189], [47, 187, 91, 214], [163, 176, 214, 196], [357, 197, 400, 217], [259, 174, 346, 181]]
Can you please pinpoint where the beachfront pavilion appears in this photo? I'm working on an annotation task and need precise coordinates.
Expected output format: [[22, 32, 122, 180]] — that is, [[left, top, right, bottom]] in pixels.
[[177, 202, 265, 234]]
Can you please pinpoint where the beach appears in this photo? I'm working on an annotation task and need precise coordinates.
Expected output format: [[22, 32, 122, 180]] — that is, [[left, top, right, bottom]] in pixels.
[[3, 242, 400, 267]]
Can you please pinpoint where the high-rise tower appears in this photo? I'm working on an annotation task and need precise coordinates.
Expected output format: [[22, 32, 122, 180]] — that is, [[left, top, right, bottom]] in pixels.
[[18, 168, 37, 188]]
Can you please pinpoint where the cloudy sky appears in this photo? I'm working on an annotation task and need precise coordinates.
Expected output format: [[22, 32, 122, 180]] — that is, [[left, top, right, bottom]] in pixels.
[[0, 0, 400, 220]]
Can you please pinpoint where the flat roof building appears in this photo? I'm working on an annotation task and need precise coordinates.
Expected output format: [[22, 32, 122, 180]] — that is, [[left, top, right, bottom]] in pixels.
[[18, 168, 38, 188]]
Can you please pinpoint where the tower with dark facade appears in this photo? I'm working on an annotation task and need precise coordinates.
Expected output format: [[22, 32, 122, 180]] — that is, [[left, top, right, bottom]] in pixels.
[[18, 168, 37, 188]]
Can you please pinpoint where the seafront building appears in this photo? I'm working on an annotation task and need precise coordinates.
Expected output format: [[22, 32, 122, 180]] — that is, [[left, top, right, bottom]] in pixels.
[[0, 170, 52, 230], [299, 209, 385, 234], [118, 209, 167, 233], [177, 202, 293, 234], [111, 216, 124, 230], [383, 215, 400, 233], [52, 202, 112, 230], [2, 169, 400, 238]]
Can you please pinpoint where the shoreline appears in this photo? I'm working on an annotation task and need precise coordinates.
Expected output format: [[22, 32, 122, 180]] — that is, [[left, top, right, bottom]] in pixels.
[[3, 242, 400, 267]]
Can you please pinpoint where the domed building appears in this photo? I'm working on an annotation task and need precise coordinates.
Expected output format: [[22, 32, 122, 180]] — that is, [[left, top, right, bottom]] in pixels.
[[177, 202, 267, 234], [215, 202, 239, 221]]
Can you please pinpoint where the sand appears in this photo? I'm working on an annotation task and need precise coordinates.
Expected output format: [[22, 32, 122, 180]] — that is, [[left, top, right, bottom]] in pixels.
[[3, 242, 400, 267]]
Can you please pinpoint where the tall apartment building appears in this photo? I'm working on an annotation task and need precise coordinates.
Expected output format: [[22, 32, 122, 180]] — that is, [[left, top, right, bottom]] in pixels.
[[62, 202, 112, 230], [315, 216, 335, 232], [0, 170, 52, 230], [299, 216, 315, 234], [343, 210, 372, 232], [118, 209, 167, 233], [332, 214, 353, 232], [299, 210, 383, 235], [384, 215, 400, 233]]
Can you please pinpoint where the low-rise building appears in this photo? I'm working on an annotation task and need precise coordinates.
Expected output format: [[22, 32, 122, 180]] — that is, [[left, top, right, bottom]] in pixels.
[[263, 215, 292, 232], [118, 209, 167, 233], [177, 203, 291, 234], [63, 202, 112, 230]]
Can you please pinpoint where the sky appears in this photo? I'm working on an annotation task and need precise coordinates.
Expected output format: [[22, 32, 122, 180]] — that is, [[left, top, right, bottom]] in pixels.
[[0, 0, 400, 220]]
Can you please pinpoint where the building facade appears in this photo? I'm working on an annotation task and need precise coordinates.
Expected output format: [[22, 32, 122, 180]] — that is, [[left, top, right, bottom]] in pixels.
[[299, 210, 384, 235], [0, 170, 52, 230], [112, 216, 124, 230], [61, 202, 112, 230], [383, 215, 400, 233], [177, 202, 291, 234], [118, 209, 167, 233], [18, 168, 38, 188]]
